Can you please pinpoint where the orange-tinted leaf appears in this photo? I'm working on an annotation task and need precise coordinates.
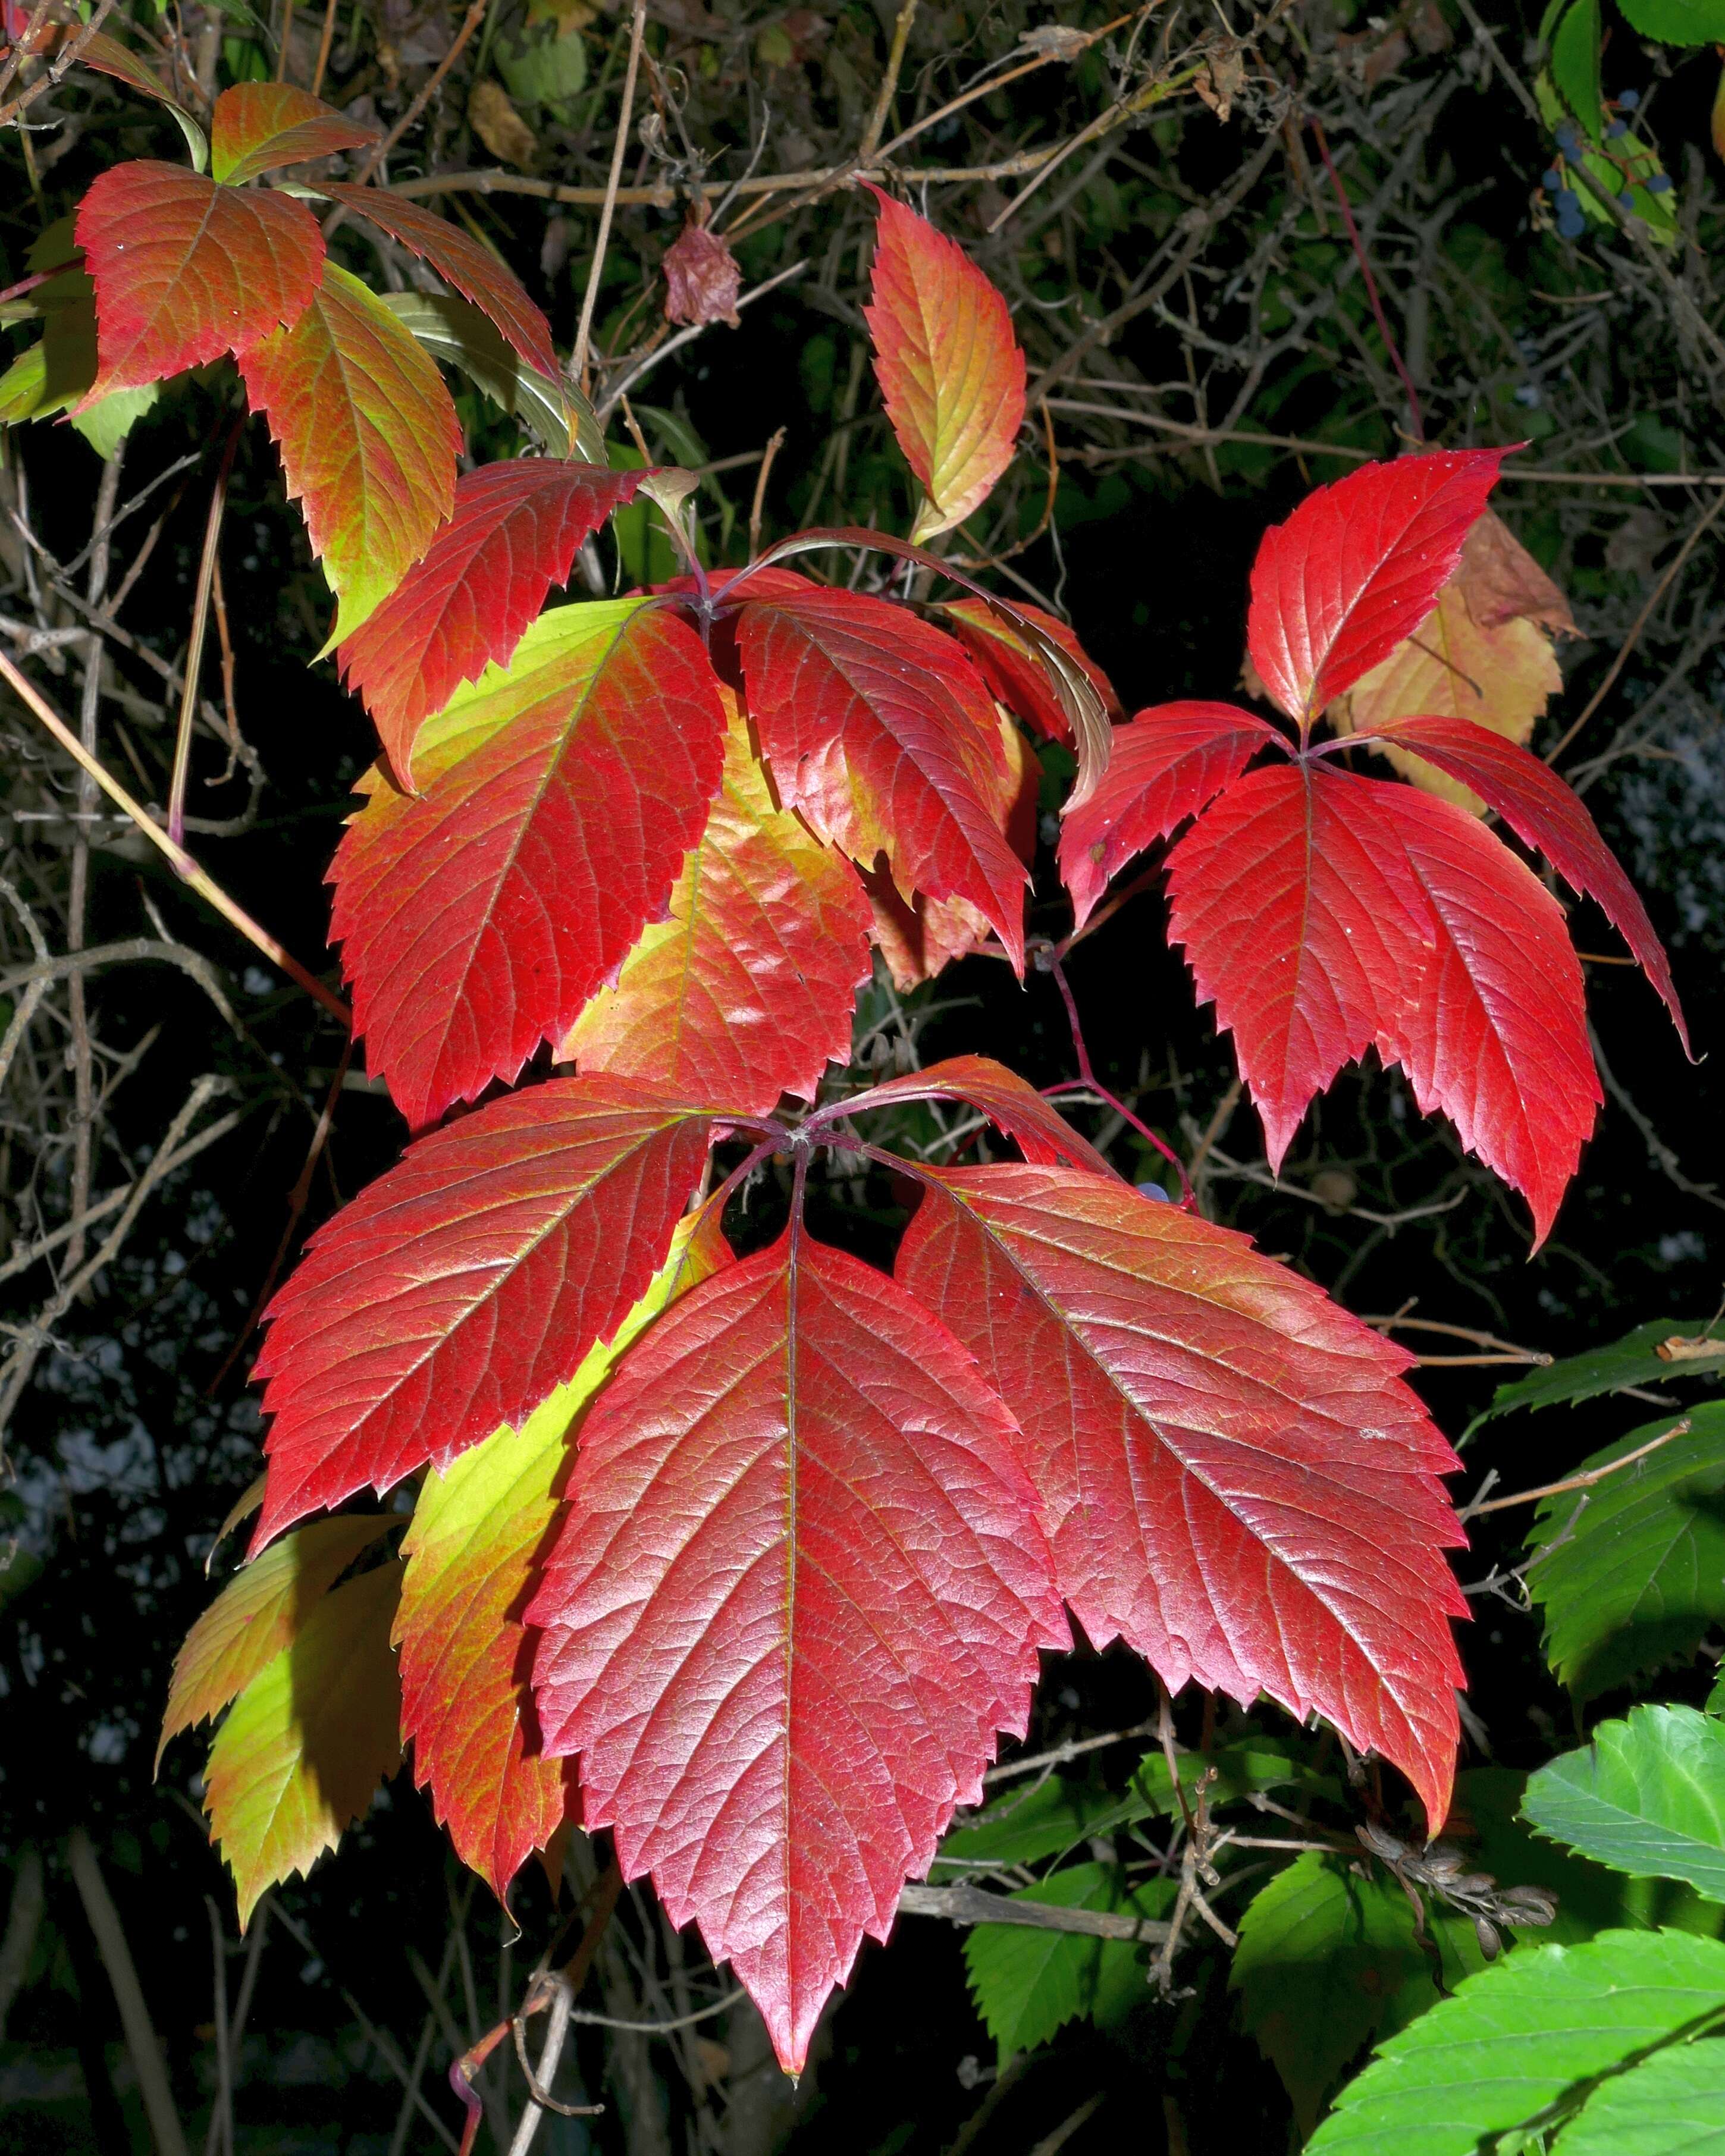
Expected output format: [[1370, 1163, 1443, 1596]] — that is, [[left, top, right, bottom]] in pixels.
[[1246, 450, 1508, 726], [528, 1230, 1066, 2073], [1058, 702, 1282, 933], [565, 704, 873, 1113], [211, 83, 380, 185], [159, 1515, 394, 1766], [735, 586, 1028, 969], [897, 1165, 1466, 1830], [240, 263, 460, 645], [330, 599, 727, 1125], [205, 1561, 403, 1926], [337, 459, 646, 787], [863, 186, 1026, 544], [841, 1053, 1117, 1177], [1328, 514, 1575, 809], [396, 1217, 727, 1900], [75, 161, 324, 397], [938, 598, 1122, 744], [319, 182, 559, 384], [252, 1074, 719, 1546]]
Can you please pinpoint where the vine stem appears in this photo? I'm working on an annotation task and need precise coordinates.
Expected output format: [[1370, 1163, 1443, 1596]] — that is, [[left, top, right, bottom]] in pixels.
[[0, 651, 352, 1025], [1307, 119, 1423, 445], [1039, 946, 1194, 1206], [168, 418, 242, 849], [572, 0, 647, 396]]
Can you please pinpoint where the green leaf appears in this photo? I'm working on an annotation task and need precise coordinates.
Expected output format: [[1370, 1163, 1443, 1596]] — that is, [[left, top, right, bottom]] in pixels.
[[933, 1742, 1335, 1875], [1614, 0, 1725, 46], [1457, 1766, 1724, 1945], [1709, 1668, 1725, 1718], [1523, 1706, 1725, 1905], [963, 1863, 1174, 2061], [1469, 1320, 1725, 1435], [204, 1561, 404, 1928], [496, 24, 588, 110], [1527, 1407, 1725, 1700], [1232, 1852, 1476, 2133], [1307, 1929, 1725, 2155], [378, 290, 602, 460], [1550, 2035, 1725, 2152], [70, 382, 161, 459], [1544, 0, 1606, 136]]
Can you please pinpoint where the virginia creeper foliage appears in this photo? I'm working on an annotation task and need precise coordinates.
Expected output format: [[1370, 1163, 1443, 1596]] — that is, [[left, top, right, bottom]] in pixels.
[[55, 80, 1682, 2069]]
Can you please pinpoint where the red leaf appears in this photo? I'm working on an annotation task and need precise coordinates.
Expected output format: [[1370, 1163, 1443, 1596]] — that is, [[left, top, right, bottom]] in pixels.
[[1058, 702, 1282, 932], [840, 1054, 1119, 1178], [896, 1165, 1466, 1829], [318, 181, 559, 384], [211, 83, 380, 185], [74, 161, 324, 397], [337, 459, 646, 788], [1373, 783, 1599, 1247], [1165, 763, 1429, 1171], [250, 1075, 717, 1548], [735, 587, 1029, 969], [565, 704, 874, 1112], [330, 598, 727, 1126], [240, 264, 460, 644], [862, 186, 1027, 544], [937, 598, 1123, 745], [528, 1230, 1067, 2073], [396, 1215, 729, 1903], [1338, 714, 1689, 1054], [1246, 450, 1509, 726]]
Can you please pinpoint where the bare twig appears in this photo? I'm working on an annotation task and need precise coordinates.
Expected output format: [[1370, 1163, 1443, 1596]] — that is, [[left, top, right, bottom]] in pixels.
[[573, 0, 647, 394]]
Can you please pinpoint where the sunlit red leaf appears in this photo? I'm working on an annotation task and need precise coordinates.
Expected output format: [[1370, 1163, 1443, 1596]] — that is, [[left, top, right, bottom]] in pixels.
[[159, 1515, 394, 1766], [565, 705, 873, 1112], [1372, 782, 1600, 1247], [240, 263, 459, 645], [937, 598, 1122, 745], [211, 83, 380, 185], [319, 181, 559, 384], [330, 598, 727, 1125], [863, 186, 1027, 544], [251, 1075, 718, 1548], [842, 1054, 1118, 1177], [896, 1164, 1466, 1829], [75, 161, 324, 397], [735, 586, 1028, 969], [1246, 450, 1509, 725], [1058, 702, 1282, 932], [396, 1215, 729, 1901], [1339, 714, 1689, 1053], [528, 1230, 1067, 2073], [1165, 763, 1429, 1171], [337, 459, 646, 787], [205, 1561, 404, 1926]]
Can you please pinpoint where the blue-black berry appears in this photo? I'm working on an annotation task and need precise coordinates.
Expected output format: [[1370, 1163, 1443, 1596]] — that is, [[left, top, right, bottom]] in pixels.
[[1555, 121, 1580, 153], [1619, 86, 1641, 108], [1605, 119, 1627, 139], [1542, 167, 1561, 190], [1646, 172, 1673, 194]]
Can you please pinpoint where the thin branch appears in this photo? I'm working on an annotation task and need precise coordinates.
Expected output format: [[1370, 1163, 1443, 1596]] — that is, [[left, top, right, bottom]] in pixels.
[[573, 0, 647, 394], [1462, 1420, 1688, 1520]]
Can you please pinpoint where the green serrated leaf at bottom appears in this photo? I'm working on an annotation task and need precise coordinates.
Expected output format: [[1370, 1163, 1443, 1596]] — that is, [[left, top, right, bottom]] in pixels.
[[1551, 2036, 1725, 2154], [1307, 1929, 1725, 2156], [378, 290, 600, 459], [963, 1863, 1174, 2063]]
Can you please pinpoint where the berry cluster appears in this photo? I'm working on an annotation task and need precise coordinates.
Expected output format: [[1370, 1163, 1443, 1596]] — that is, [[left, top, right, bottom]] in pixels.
[[1542, 93, 1670, 240]]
